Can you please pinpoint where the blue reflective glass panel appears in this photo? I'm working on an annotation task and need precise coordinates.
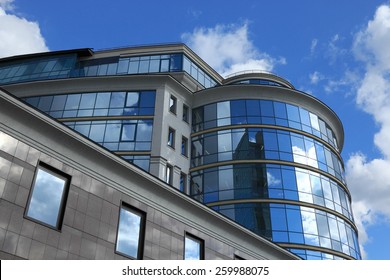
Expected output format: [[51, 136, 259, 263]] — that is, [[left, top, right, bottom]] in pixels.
[[274, 102, 287, 119], [95, 92, 111, 108], [246, 100, 260, 116], [299, 108, 311, 126], [286, 209, 303, 233], [26, 166, 68, 228], [230, 100, 246, 117], [65, 94, 81, 110], [185, 235, 202, 260], [277, 132, 292, 153], [38, 96, 53, 111], [260, 100, 274, 117], [110, 92, 126, 108], [89, 124, 105, 142], [271, 207, 287, 231], [79, 93, 96, 109], [121, 124, 136, 141], [51, 95, 67, 111], [116, 206, 143, 259], [286, 104, 300, 122], [263, 131, 278, 151]]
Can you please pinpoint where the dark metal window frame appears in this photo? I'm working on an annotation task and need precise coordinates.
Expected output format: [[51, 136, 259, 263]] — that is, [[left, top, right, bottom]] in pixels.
[[169, 95, 177, 115], [184, 232, 204, 260], [168, 127, 176, 149], [24, 161, 71, 231], [115, 201, 146, 260]]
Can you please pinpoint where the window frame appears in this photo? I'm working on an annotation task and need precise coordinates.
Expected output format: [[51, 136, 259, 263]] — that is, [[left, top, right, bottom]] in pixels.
[[24, 161, 70, 230], [184, 232, 204, 260], [169, 95, 177, 115], [181, 135, 188, 157], [115, 202, 146, 260], [180, 172, 187, 192], [183, 104, 189, 123], [168, 127, 176, 149], [166, 164, 173, 186]]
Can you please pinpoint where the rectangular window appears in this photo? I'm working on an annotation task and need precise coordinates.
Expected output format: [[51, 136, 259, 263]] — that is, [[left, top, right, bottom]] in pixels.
[[121, 123, 136, 141], [25, 162, 70, 230], [183, 104, 189, 123], [115, 203, 145, 259], [169, 95, 177, 114], [184, 233, 204, 260], [166, 164, 173, 185], [168, 127, 175, 148], [181, 136, 188, 157], [180, 172, 187, 192]]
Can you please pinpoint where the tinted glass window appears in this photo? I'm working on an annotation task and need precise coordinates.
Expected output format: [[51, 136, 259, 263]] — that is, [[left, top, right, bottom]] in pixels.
[[286, 104, 300, 122], [246, 100, 260, 116], [110, 92, 126, 108], [65, 94, 81, 110], [168, 127, 175, 148], [286, 208, 303, 233], [51, 95, 67, 111], [260, 100, 274, 117], [271, 207, 287, 231], [184, 235, 203, 260], [169, 95, 177, 114], [140, 91, 154, 108], [26, 164, 69, 229], [116, 205, 145, 259], [274, 101, 287, 119], [126, 92, 139, 107], [95, 92, 111, 108], [183, 104, 189, 123], [37, 96, 53, 111], [121, 124, 136, 141]]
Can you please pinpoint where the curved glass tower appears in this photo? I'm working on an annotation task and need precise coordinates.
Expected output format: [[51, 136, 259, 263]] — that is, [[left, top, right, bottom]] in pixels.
[[0, 44, 360, 260], [190, 73, 360, 260]]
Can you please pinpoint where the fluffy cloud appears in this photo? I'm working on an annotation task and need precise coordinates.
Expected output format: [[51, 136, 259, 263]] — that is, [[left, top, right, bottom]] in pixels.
[[0, 0, 14, 10], [347, 4, 390, 258], [309, 71, 323, 84], [182, 23, 285, 77], [0, 0, 48, 58]]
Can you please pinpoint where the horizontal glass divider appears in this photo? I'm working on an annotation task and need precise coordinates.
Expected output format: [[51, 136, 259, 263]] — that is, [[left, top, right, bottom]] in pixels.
[[191, 123, 343, 165], [58, 115, 154, 122], [190, 159, 350, 199], [114, 151, 151, 156], [206, 198, 357, 232], [277, 243, 355, 260]]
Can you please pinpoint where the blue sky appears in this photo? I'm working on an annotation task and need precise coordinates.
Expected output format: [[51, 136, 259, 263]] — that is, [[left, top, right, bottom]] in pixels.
[[1, 0, 390, 259]]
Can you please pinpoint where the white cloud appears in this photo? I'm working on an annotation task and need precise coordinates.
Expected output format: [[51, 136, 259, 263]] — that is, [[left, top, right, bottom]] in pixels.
[[0, 0, 48, 58], [309, 71, 323, 84], [182, 23, 285, 77], [324, 69, 359, 95], [326, 34, 348, 64], [0, 0, 14, 11], [346, 4, 390, 259], [267, 171, 281, 186], [310, 38, 318, 54]]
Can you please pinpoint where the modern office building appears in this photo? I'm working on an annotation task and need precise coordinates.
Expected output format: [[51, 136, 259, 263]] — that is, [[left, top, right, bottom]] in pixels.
[[0, 43, 360, 260]]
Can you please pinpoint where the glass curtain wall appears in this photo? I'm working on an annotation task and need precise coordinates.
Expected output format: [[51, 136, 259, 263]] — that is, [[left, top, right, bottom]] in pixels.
[[24, 91, 156, 171], [190, 99, 360, 260]]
